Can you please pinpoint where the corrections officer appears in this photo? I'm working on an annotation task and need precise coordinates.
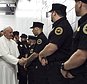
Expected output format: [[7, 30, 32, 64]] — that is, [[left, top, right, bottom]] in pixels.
[[19, 34, 29, 58], [27, 35, 36, 84], [26, 22, 48, 84], [27, 35, 36, 59], [13, 31, 20, 43], [39, 3, 73, 84], [60, 0, 87, 84], [27, 35, 36, 50], [18, 34, 29, 84], [13, 31, 21, 49]]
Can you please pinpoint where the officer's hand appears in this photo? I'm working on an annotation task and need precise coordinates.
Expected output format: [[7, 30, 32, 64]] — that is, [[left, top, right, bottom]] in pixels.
[[39, 56, 48, 66], [18, 57, 27, 66], [41, 58, 48, 66], [60, 69, 74, 78]]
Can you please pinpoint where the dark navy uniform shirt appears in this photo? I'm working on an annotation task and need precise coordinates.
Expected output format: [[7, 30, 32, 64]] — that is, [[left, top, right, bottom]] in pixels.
[[32, 32, 48, 65], [34, 32, 48, 53], [70, 14, 87, 75], [28, 44, 36, 56], [18, 41, 29, 58], [47, 17, 73, 63], [27, 44, 36, 67], [72, 14, 87, 52]]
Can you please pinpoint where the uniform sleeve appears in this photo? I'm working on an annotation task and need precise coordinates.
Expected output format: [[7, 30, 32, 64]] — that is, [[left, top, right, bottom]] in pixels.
[[49, 27, 68, 48], [78, 24, 87, 50], [0, 40, 19, 65]]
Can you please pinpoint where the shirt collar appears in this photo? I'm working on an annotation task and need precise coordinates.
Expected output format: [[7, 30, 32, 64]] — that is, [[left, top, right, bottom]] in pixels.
[[37, 32, 43, 37], [78, 13, 87, 26], [52, 17, 66, 28]]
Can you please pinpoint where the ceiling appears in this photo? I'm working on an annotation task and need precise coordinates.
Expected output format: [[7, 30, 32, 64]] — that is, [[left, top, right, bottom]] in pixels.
[[0, 0, 17, 3], [0, 0, 75, 16], [0, 0, 19, 15]]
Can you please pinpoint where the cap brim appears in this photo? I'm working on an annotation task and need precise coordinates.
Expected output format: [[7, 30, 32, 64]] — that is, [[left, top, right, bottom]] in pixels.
[[49, 9, 52, 12], [30, 26, 33, 29]]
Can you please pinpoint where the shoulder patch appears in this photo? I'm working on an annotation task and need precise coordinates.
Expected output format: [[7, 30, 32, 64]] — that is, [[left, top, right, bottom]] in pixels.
[[37, 39, 42, 44], [83, 24, 87, 34], [55, 27, 63, 35]]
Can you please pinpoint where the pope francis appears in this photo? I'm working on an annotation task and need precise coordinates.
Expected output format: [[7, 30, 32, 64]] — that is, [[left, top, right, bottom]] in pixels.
[[0, 26, 27, 84]]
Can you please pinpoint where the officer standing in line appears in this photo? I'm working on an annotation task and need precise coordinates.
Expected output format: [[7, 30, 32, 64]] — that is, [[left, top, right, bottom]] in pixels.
[[13, 31, 20, 43], [27, 35, 36, 51], [19, 34, 29, 58], [60, 0, 87, 84], [27, 35, 37, 84], [13, 31, 21, 49], [25, 22, 48, 84], [18, 34, 29, 84], [39, 3, 73, 84]]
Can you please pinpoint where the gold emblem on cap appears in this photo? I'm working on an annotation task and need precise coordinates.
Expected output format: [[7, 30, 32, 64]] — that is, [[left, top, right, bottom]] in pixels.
[[37, 39, 42, 44], [83, 24, 87, 34], [55, 27, 63, 35]]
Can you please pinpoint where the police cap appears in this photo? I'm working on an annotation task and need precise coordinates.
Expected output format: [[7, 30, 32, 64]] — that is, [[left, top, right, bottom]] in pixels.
[[49, 3, 67, 12], [30, 22, 44, 29], [75, 0, 87, 3], [13, 31, 19, 36], [20, 34, 27, 38], [28, 35, 36, 40]]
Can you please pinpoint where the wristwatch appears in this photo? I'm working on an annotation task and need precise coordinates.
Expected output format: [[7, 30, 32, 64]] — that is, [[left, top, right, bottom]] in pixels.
[[61, 63, 67, 71]]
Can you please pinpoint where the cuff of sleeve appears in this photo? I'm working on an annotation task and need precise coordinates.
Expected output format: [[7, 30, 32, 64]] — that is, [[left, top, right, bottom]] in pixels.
[[16, 59, 19, 65], [61, 63, 68, 71]]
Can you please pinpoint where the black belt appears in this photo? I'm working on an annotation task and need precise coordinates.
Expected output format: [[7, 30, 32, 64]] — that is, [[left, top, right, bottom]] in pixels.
[[47, 61, 62, 68]]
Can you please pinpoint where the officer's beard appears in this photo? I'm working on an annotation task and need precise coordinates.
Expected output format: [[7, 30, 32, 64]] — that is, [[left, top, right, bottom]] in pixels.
[[51, 17, 54, 22], [51, 19, 54, 22]]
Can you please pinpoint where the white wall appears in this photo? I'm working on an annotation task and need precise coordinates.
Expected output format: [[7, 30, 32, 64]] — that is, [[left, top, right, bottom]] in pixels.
[[0, 0, 78, 37], [0, 15, 16, 30], [0, 15, 51, 36]]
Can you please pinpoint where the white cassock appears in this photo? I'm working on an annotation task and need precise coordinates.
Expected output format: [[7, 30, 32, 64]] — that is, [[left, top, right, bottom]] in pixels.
[[0, 36, 20, 84]]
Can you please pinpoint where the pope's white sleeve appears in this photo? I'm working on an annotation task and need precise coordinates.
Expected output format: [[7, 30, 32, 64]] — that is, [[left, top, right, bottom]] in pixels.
[[0, 42, 19, 65]]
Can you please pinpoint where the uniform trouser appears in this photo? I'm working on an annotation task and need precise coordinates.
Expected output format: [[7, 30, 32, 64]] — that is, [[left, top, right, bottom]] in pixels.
[[46, 62, 70, 84], [18, 65, 27, 84], [28, 63, 48, 84], [69, 73, 87, 84]]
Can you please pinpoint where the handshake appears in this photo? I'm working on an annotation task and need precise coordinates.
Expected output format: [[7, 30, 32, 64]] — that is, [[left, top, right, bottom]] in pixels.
[[18, 57, 28, 66]]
